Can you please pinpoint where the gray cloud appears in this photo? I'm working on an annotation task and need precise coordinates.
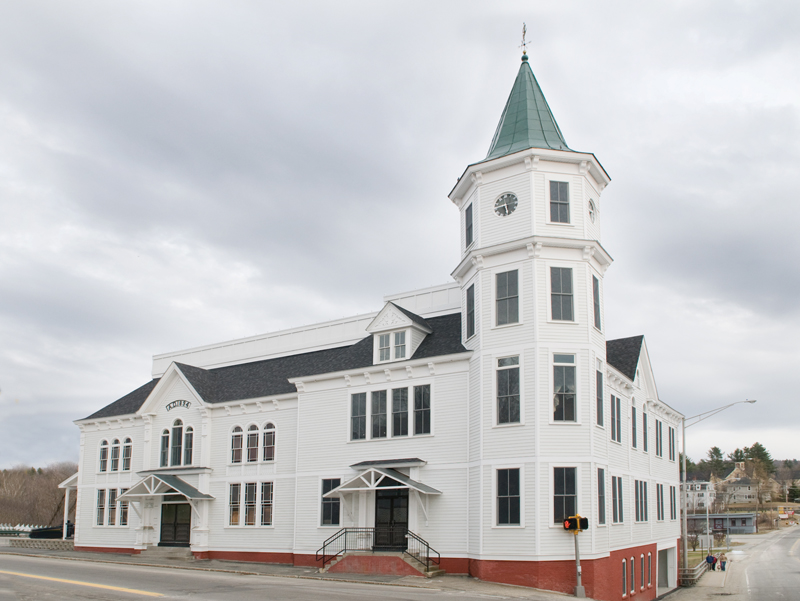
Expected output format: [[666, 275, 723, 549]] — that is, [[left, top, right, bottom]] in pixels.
[[0, 1, 798, 466]]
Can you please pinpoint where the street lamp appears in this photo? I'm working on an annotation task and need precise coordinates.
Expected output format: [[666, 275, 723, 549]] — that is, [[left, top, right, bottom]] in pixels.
[[681, 400, 756, 574]]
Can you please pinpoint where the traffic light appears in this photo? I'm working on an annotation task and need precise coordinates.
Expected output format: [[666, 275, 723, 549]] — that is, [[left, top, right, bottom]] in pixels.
[[563, 515, 589, 531]]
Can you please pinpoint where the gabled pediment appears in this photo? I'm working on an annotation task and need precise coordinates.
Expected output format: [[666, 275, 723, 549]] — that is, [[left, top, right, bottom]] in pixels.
[[137, 362, 209, 416], [366, 302, 431, 335]]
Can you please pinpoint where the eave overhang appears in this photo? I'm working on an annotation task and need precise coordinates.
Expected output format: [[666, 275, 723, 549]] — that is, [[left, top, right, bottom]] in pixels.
[[449, 147, 611, 205], [451, 235, 613, 282]]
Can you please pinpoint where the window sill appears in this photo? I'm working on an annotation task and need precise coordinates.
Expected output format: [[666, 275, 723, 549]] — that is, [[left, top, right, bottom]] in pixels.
[[493, 422, 525, 429], [492, 524, 524, 529], [491, 321, 523, 330], [546, 319, 579, 325], [224, 525, 275, 529], [349, 433, 434, 443], [546, 221, 575, 227], [549, 420, 581, 426]]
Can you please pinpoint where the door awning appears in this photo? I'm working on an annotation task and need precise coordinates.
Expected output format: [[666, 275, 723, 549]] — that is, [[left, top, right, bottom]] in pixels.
[[118, 474, 214, 501], [323, 467, 441, 498]]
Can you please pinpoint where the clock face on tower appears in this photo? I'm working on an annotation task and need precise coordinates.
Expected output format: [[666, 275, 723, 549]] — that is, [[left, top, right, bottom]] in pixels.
[[494, 193, 518, 216]]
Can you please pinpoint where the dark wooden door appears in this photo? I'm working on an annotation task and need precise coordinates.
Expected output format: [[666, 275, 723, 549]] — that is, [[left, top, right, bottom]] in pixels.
[[374, 489, 408, 550], [160, 503, 191, 546]]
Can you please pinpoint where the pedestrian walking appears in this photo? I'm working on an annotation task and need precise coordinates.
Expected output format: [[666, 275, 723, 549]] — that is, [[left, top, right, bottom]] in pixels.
[[711, 554, 718, 571], [720, 552, 728, 572], [706, 552, 714, 571]]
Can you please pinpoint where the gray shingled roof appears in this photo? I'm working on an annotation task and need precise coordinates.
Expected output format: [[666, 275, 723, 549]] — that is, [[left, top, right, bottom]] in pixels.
[[390, 303, 432, 331], [606, 335, 644, 381], [83, 313, 466, 420]]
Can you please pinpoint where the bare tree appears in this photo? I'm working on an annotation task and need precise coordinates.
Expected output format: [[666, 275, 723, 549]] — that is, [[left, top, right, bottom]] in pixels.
[[0, 463, 77, 526]]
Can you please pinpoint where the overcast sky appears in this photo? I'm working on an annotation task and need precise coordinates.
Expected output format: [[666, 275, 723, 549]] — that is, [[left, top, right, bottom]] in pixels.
[[1, 1, 798, 469]]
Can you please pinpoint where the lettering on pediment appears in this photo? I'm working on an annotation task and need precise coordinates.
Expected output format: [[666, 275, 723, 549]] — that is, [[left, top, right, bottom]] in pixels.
[[373, 308, 408, 329], [166, 400, 191, 411]]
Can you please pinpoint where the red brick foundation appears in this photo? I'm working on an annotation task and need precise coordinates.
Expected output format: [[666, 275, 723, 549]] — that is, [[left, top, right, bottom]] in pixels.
[[73, 546, 139, 554], [327, 554, 423, 576]]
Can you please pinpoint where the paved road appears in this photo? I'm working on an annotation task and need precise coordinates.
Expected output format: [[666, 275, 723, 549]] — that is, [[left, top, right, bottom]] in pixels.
[[0, 553, 556, 601], [673, 526, 800, 600]]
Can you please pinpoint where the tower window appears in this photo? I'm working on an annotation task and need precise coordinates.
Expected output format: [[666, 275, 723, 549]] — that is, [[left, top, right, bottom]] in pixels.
[[465, 204, 473, 247], [553, 467, 576, 523], [551, 267, 573, 321], [550, 181, 570, 223], [497, 356, 520, 424], [466, 284, 475, 339], [496, 270, 519, 326], [592, 275, 601, 330], [553, 354, 576, 421]]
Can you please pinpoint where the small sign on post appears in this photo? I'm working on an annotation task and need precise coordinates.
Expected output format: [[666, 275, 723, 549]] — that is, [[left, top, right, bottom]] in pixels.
[[564, 514, 588, 598]]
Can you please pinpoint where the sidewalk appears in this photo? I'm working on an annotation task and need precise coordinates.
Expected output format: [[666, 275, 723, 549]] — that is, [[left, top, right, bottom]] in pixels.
[[0, 545, 569, 600]]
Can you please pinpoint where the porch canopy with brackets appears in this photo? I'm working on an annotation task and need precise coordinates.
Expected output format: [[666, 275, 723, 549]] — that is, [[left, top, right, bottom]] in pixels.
[[118, 474, 214, 501], [323, 460, 441, 524]]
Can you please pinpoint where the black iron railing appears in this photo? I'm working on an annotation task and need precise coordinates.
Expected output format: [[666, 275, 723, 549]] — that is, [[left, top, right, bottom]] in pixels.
[[404, 529, 441, 571], [315, 527, 440, 570]]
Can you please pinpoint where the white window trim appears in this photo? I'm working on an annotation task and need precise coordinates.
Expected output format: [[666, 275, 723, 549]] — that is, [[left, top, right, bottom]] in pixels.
[[373, 328, 412, 364], [545, 177, 574, 227], [611, 475, 624, 525], [596, 464, 607, 528], [464, 279, 478, 342], [225, 480, 275, 529], [490, 264, 524, 330], [591, 271, 602, 333], [318, 476, 344, 528], [548, 463, 580, 529], [464, 202, 475, 252], [595, 359, 605, 430], [549, 351, 580, 425], [492, 352, 525, 428], [346, 380, 435, 443], [546, 262, 579, 324], [492, 464, 525, 529]]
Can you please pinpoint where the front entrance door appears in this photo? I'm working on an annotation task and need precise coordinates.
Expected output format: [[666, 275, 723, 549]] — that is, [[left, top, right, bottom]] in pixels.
[[160, 503, 191, 547], [374, 489, 408, 551]]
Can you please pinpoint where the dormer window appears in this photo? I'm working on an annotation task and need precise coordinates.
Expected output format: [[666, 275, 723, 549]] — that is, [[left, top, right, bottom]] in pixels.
[[379, 334, 390, 361], [394, 332, 406, 359], [367, 302, 432, 365]]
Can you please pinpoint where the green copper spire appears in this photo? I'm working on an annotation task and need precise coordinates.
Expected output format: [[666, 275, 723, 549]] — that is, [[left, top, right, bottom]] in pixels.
[[486, 54, 571, 160]]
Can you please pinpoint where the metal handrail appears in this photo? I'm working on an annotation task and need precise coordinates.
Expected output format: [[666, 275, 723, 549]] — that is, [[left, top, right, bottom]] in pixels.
[[404, 530, 441, 570], [315, 527, 440, 571], [679, 560, 708, 586]]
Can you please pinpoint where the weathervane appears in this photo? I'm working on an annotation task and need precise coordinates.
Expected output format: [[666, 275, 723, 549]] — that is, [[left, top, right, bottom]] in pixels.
[[520, 22, 528, 56]]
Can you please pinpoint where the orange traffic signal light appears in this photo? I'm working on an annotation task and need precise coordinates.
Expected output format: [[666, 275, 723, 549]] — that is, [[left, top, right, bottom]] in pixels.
[[563, 515, 588, 531]]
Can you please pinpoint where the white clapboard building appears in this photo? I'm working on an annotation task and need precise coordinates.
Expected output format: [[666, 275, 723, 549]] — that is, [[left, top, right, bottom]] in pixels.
[[67, 52, 682, 600]]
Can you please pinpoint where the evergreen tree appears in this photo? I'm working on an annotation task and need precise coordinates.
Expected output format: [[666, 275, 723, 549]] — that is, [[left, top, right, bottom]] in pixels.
[[728, 448, 746, 462], [706, 446, 726, 477], [745, 442, 775, 474]]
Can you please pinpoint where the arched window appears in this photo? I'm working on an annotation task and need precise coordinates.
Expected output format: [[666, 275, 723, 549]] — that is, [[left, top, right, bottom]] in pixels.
[[99, 440, 109, 472], [622, 559, 627, 597], [184, 427, 193, 465], [171, 419, 184, 466], [263, 423, 275, 462], [160, 430, 169, 467], [231, 427, 243, 464], [110, 439, 121, 471], [640, 554, 644, 589], [122, 438, 132, 471], [246, 425, 259, 462], [630, 557, 635, 595], [647, 552, 652, 586]]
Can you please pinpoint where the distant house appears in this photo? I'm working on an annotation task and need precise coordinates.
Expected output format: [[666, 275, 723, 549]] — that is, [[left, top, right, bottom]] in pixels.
[[687, 513, 756, 535], [714, 462, 782, 505], [683, 481, 716, 512]]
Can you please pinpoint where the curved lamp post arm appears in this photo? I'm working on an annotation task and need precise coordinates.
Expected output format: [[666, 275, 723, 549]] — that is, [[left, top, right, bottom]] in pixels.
[[680, 399, 757, 577]]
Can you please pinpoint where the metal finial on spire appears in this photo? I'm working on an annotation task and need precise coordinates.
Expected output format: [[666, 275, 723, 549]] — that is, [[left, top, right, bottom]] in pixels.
[[520, 23, 528, 61]]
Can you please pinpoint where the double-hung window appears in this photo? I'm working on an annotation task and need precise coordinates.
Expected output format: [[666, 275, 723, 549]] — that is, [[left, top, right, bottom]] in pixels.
[[247, 425, 259, 462], [549, 181, 570, 223], [466, 284, 475, 339], [610, 396, 622, 442], [122, 438, 132, 471], [596, 370, 604, 426], [351, 393, 367, 440], [96, 489, 106, 526], [497, 468, 520, 525], [642, 411, 648, 452], [655, 420, 663, 457], [392, 389, 408, 436], [394, 332, 406, 359], [668, 426, 676, 460], [669, 486, 677, 520], [612, 476, 624, 523], [171, 420, 183, 466], [553, 354, 576, 421], [592, 275, 601, 329], [99, 441, 108, 472], [554, 467, 576, 524], [550, 267, 573, 321], [635, 480, 648, 522], [229, 482, 273, 526], [110, 440, 120, 472], [261, 482, 274, 526], [229, 484, 241, 525], [465, 204, 473, 247], [497, 357, 520, 424], [656, 483, 665, 521], [371, 391, 387, 438], [414, 385, 431, 435], [244, 483, 257, 526], [598, 468, 606, 525], [321, 479, 340, 526], [631, 406, 637, 449], [231, 427, 243, 463], [378, 334, 390, 361], [496, 270, 519, 326]]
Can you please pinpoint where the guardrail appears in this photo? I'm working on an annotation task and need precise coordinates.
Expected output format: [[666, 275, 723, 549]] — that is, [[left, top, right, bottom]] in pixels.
[[0, 524, 47, 538], [679, 561, 708, 586]]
